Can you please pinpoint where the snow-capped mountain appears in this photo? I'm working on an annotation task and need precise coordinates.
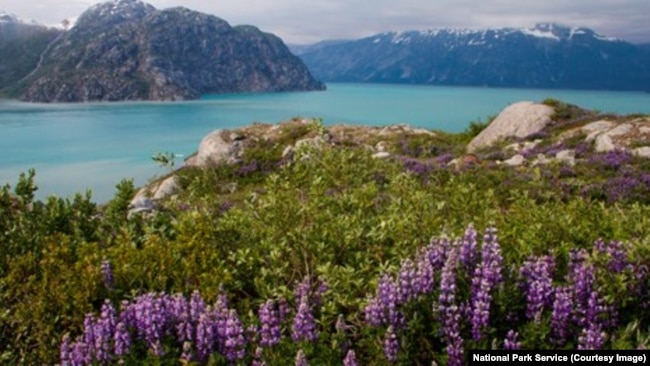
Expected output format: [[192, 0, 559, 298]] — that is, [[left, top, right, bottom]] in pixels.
[[295, 23, 650, 91]]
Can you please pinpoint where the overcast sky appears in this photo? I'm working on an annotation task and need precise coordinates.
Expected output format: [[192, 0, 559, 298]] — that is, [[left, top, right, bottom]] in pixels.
[[2, 0, 649, 44]]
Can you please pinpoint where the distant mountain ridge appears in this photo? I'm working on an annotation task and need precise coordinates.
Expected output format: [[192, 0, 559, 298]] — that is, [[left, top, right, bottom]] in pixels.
[[294, 23, 650, 91], [1, 0, 324, 102]]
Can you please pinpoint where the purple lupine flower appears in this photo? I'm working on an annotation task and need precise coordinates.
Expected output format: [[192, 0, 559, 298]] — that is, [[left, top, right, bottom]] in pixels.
[[100, 259, 114, 290], [315, 277, 328, 308], [595, 239, 628, 273], [377, 273, 403, 326], [520, 255, 555, 323], [113, 322, 131, 358], [567, 253, 596, 328], [295, 276, 311, 303], [383, 326, 399, 363], [438, 246, 463, 366], [196, 313, 215, 363], [223, 309, 246, 361], [252, 346, 266, 366], [397, 258, 417, 304], [94, 303, 116, 363], [504, 330, 521, 350], [190, 290, 206, 323], [470, 226, 503, 342], [578, 323, 605, 350], [71, 339, 91, 366], [364, 297, 384, 327], [60, 334, 72, 366], [292, 295, 318, 342], [258, 300, 281, 347], [172, 294, 193, 344], [343, 349, 359, 366], [82, 314, 96, 361], [551, 286, 573, 345], [439, 245, 459, 313], [446, 327, 464, 366], [119, 300, 135, 329], [459, 224, 478, 272], [414, 248, 434, 295], [295, 349, 309, 366]]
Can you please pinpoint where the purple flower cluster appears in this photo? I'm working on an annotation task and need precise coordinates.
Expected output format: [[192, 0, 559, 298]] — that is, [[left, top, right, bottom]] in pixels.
[[503, 330, 521, 350], [363, 225, 499, 363], [470, 227, 503, 342], [594, 239, 629, 273], [61, 290, 266, 365], [292, 295, 318, 342], [258, 300, 281, 347], [519, 255, 555, 323]]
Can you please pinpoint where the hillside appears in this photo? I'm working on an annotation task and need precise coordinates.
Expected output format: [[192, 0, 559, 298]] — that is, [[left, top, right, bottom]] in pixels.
[[1, 99, 650, 364], [295, 23, 650, 91], [0, 12, 61, 93], [4, 0, 324, 102]]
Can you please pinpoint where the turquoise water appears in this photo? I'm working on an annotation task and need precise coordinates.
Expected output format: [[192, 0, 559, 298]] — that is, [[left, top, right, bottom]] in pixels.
[[1, 83, 649, 202]]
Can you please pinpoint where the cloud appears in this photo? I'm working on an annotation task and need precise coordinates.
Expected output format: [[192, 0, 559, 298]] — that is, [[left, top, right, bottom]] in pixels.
[[1, 0, 648, 43]]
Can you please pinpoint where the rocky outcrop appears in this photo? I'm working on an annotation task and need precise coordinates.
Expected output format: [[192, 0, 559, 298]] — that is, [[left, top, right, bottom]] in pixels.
[[17, 0, 324, 102], [568, 119, 650, 152], [467, 101, 555, 153], [189, 130, 246, 167]]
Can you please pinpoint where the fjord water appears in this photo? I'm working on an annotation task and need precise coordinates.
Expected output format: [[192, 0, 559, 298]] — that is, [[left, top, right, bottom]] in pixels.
[[1, 83, 649, 202]]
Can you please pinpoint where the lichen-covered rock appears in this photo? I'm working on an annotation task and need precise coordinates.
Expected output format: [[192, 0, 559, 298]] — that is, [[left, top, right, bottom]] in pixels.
[[191, 129, 245, 167], [467, 101, 555, 153]]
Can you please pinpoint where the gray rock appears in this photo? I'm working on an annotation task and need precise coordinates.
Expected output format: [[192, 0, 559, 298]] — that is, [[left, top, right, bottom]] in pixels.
[[281, 145, 294, 159], [555, 149, 576, 166], [192, 129, 244, 167], [634, 147, 650, 158], [375, 141, 388, 152], [127, 196, 156, 219], [503, 154, 526, 166], [153, 175, 180, 200], [582, 120, 616, 138], [467, 101, 555, 153], [532, 154, 550, 166], [595, 134, 616, 152], [295, 136, 325, 150], [372, 152, 391, 159]]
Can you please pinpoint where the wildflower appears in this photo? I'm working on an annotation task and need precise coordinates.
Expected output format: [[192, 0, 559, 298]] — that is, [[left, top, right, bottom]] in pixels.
[[223, 309, 246, 361], [383, 326, 399, 363], [343, 349, 359, 366], [292, 295, 318, 342], [504, 330, 521, 350]]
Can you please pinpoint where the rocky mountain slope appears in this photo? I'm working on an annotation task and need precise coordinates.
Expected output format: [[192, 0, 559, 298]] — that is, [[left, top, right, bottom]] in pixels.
[[294, 23, 650, 91], [7, 0, 324, 102], [0, 12, 62, 92]]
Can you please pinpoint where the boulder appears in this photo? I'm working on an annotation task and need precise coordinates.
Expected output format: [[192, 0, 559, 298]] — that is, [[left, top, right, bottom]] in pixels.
[[127, 196, 156, 219], [503, 154, 526, 167], [191, 129, 244, 167], [372, 152, 391, 159], [634, 147, 650, 158], [153, 175, 181, 200], [555, 149, 576, 166], [467, 101, 555, 153]]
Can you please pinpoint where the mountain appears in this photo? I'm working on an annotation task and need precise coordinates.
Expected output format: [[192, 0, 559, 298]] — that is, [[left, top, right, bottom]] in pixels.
[[0, 12, 62, 92], [296, 23, 650, 91], [8, 0, 324, 102]]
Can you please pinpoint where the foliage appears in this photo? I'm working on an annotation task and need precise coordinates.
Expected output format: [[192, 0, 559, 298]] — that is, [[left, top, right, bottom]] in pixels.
[[1, 114, 650, 364]]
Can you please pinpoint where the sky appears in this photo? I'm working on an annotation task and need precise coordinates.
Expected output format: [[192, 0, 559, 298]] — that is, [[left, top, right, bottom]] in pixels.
[[1, 0, 649, 44]]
